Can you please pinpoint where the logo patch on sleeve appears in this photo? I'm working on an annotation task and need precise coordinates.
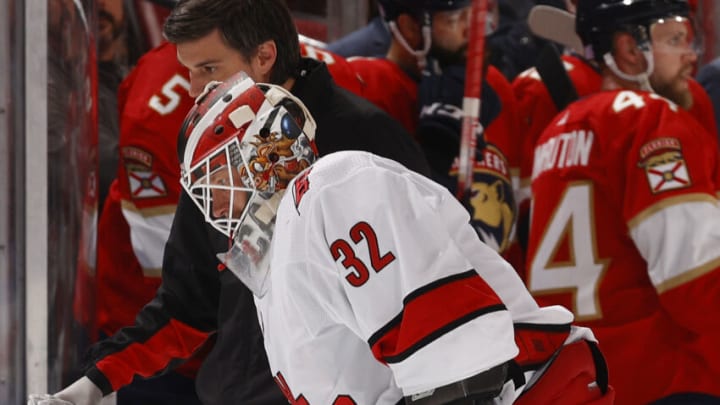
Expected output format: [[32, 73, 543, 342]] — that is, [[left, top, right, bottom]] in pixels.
[[638, 137, 691, 194], [122, 146, 154, 166], [122, 147, 168, 199], [450, 144, 516, 252], [292, 167, 312, 213], [128, 169, 168, 198]]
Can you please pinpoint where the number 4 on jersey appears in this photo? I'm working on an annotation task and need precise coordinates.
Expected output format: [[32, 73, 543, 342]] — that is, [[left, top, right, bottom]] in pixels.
[[529, 182, 609, 320]]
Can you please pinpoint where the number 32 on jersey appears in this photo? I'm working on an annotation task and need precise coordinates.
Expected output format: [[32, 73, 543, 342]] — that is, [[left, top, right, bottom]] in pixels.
[[330, 221, 396, 287], [529, 182, 609, 320]]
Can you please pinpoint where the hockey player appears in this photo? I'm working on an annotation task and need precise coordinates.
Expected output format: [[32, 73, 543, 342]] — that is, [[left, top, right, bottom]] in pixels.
[[511, 1, 716, 266], [379, 0, 524, 267], [28, 1, 431, 404], [177, 73, 613, 404], [344, 0, 499, 136], [524, 0, 720, 403]]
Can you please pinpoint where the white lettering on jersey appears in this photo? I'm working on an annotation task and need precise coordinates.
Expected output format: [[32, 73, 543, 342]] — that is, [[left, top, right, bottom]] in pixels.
[[303, 45, 336, 64], [419, 102, 463, 121], [476, 148, 509, 177], [612, 90, 678, 113], [148, 74, 191, 115], [517, 60, 575, 82], [532, 130, 594, 180]]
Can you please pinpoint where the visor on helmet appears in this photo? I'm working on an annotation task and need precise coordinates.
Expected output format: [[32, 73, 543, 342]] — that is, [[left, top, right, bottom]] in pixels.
[[649, 16, 701, 56]]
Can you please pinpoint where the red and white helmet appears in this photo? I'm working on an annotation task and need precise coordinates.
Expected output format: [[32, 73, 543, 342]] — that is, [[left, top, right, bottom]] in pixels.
[[180, 71, 317, 239]]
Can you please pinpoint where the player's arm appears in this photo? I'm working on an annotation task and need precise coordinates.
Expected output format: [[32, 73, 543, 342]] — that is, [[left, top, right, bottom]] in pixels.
[[31, 196, 220, 404], [115, 62, 193, 277], [311, 162, 517, 401], [84, 194, 220, 396], [626, 99, 720, 334]]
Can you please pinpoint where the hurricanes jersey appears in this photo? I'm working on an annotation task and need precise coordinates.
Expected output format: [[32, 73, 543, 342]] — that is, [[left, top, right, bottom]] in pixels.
[[253, 151, 582, 404]]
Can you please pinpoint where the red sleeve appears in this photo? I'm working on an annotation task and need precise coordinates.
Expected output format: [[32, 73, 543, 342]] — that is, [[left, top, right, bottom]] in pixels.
[[483, 67, 524, 269], [300, 43, 364, 96], [117, 42, 194, 209], [688, 77, 718, 137], [348, 57, 419, 135], [622, 95, 720, 334]]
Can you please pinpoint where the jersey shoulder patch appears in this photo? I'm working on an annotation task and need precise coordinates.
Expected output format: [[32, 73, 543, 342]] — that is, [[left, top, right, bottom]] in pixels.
[[637, 137, 691, 194]]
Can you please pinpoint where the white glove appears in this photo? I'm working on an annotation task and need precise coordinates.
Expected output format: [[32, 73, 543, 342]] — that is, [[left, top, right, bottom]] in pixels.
[[28, 394, 73, 405], [28, 377, 104, 405]]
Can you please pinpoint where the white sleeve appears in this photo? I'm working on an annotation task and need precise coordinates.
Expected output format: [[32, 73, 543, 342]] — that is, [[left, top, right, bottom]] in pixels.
[[308, 161, 518, 396], [629, 198, 720, 293], [121, 201, 175, 275]]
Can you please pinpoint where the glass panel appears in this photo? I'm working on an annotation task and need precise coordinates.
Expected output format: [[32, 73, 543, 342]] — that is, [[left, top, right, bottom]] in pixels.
[[697, 0, 720, 64], [287, 0, 371, 43], [0, 0, 26, 402], [46, 0, 98, 390]]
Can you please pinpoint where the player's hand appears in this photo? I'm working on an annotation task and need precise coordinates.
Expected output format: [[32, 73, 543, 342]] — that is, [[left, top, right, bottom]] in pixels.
[[28, 377, 104, 405], [417, 61, 490, 178], [417, 62, 467, 147]]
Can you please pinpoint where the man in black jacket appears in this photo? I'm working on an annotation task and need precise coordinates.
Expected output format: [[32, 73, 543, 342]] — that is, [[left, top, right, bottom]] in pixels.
[[28, 1, 430, 405]]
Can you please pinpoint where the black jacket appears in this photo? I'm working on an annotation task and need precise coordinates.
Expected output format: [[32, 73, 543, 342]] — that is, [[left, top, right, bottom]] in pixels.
[[85, 58, 430, 404]]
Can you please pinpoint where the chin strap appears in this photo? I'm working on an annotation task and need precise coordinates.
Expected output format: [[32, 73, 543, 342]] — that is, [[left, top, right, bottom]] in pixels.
[[603, 41, 655, 92], [388, 14, 433, 70]]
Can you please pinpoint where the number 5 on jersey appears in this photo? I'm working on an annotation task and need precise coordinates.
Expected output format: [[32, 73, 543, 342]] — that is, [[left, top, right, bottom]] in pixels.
[[330, 221, 396, 287], [529, 182, 609, 320], [148, 74, 191, 115]]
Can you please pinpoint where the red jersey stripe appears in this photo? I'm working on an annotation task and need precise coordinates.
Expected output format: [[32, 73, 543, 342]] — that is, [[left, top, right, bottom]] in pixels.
[[96, 319, 211, 391], [369, 270, 506, 364]]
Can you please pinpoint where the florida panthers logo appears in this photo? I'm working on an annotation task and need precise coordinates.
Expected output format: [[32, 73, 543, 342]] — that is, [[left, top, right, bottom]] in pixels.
[[451, 144, 516, 252], [637, 137, 691, 194]]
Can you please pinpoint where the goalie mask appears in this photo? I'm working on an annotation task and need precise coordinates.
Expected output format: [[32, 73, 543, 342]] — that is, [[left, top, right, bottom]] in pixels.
[[180, 72, 317, 295]]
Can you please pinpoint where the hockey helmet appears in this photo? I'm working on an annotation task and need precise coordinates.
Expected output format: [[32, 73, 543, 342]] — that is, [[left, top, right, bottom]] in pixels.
[[575, 0, 690, 61], [180, 71, 317, 239], [378, 0, 471, 21]]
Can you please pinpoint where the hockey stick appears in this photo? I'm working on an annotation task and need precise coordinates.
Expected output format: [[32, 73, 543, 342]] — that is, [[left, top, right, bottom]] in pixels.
[[457, 0, 488, 201], [527, 5, 584, 55]]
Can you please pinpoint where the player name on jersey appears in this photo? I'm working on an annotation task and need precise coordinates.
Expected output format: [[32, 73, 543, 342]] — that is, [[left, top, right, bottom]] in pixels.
[[532, 128, 594, 180]]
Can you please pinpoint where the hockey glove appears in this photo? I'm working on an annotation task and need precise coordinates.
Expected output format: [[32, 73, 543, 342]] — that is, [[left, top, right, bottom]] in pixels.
[[417, 61, 499, 184]]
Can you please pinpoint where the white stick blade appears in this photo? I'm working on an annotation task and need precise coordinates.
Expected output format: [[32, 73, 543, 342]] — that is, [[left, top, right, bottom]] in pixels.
[[527, 5, 585, 56]]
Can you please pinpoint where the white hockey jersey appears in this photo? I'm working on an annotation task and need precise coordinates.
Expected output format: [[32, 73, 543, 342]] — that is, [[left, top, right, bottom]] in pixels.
[[242, 151, 579, 404]]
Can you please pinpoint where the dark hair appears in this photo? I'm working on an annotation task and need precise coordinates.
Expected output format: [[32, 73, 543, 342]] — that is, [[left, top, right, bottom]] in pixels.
[[163, 0, 301, 84]]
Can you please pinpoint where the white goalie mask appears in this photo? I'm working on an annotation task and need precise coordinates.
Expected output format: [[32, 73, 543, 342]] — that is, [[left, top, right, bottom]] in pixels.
[[180, 72, 317, 294]]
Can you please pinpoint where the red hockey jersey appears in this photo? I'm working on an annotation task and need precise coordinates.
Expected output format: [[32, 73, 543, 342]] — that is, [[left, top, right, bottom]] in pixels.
[[513, 55, 717, 207], [299, 43, 419, 136], [299, 42, 364, 96], [512, 54, 602, 211], [348, 56, 419, 135], [525, 89, 720, 404]]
